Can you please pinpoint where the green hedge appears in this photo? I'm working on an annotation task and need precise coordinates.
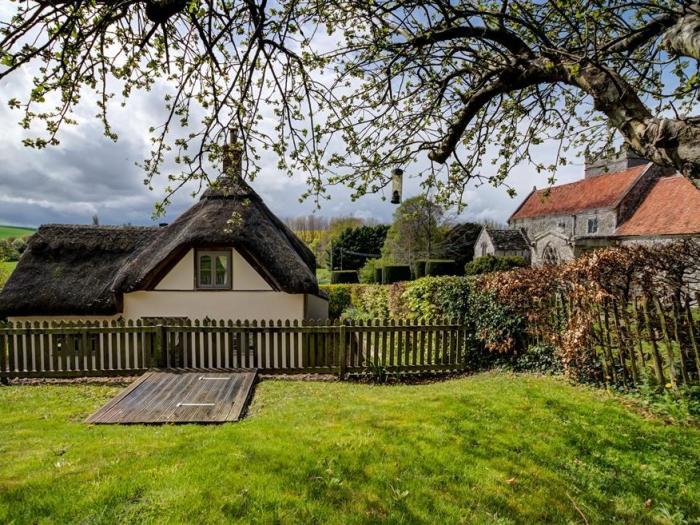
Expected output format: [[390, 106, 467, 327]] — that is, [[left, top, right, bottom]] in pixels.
[[465, 255, 527, 275], [320, 284, 359, 319], [330, 270, 359, 284], [413, 260, 427, 279], [424, 259, 457, 276], [320, 276, 530, 361], [382, 265, 411, 284]]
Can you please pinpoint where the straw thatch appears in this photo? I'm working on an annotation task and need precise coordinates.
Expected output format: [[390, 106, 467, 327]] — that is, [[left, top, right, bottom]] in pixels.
[[114, 175, 320, 295], [0, 174, 321, 318], [0, 225, 159, 316]]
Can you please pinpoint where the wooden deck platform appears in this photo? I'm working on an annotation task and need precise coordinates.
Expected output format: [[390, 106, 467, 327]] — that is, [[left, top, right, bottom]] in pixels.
[[86, 370, 257, 424]]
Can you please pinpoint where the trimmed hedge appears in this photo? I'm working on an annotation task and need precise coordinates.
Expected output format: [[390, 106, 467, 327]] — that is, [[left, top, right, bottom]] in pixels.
[[425, 259, 457, 276], [382, 264, 412, 284], [413, 260, 427, 279], [330, 270, 359, 284], [465, 255, 527, 275], [320, 284, 360, 319]]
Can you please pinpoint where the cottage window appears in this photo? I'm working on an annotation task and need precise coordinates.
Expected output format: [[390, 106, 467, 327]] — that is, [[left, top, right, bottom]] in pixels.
[[481, 242, 487, 257], [587, 217, 598, 234], [197, 250, 231, 289]]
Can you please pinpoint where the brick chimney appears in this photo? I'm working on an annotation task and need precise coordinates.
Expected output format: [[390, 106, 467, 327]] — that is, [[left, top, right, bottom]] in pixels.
[[222, 129, 243, 180], [584, 146, 648, 178]]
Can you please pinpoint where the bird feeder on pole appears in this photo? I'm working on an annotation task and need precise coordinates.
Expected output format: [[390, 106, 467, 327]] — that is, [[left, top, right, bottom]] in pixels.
[[390, 168, 403, 204]]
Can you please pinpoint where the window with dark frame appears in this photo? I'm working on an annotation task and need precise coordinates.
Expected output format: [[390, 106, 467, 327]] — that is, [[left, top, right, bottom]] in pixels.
[[196, 250, 231, 289], [587, 217, 598, 234]]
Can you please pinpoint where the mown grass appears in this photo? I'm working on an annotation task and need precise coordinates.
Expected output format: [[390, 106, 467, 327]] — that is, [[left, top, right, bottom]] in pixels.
[[0, 373, 698, 524], [0, 225, 35, 239]]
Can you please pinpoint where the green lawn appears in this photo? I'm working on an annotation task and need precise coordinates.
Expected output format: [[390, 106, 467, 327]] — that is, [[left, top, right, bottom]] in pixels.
[[1, 374, 698, 524], [0, 225, 35, 239]]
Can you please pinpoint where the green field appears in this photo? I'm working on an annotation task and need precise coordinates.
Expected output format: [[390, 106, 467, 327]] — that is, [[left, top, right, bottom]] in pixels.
[[1, 373, 698, 524], [0, 261, 16, 287], [0, 225, 35, 239]]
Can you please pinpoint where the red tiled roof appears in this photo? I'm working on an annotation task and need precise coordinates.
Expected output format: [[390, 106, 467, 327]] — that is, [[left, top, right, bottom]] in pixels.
[[615, 175, 700, 236], [510, 164, 649, 220]]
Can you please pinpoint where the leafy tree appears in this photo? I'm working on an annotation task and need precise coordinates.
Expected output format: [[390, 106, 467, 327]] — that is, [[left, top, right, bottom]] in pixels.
[[327, 224, 389, 271], [382, 196, 446, 264], [435, 223, 483, 270], [315, 217, 364, 268], [3, 1, 700, 210]]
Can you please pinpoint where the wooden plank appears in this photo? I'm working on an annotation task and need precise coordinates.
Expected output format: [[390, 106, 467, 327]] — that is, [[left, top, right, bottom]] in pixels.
[[86, 372, 154, 423], [225, 371, 257, 421]]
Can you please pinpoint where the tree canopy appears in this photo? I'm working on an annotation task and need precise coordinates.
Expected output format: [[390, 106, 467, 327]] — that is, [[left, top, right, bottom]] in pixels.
[[3, 1, 700, 211], [326, 224, 389, 271], [381, 195, 446, 264]]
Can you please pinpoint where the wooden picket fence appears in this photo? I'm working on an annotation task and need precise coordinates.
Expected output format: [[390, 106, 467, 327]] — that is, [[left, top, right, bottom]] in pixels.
[[0, 318, 467, 379], [529, 291, 700, 389]]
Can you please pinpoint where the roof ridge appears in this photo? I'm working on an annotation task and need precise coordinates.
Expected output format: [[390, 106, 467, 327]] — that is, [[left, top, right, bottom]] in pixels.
[[38, 223, 158, 230]]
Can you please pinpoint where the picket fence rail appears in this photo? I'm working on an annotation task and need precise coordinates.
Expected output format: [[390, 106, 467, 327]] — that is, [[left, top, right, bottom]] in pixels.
[[0, 318, 468, 379]]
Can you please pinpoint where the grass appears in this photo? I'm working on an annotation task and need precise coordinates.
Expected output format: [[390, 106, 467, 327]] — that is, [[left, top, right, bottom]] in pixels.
[[0, 225, 35, 240], [0, 261, 16, 287], [0, 373, 699, 524]]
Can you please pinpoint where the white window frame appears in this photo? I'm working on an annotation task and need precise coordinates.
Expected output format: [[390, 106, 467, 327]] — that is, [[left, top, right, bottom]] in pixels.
[[196, 249, 232, 290]]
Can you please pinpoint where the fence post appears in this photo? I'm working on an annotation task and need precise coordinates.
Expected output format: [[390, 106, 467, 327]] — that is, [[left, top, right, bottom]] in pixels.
[[337, 323, 346, 379], [152, 324, 166, 368]]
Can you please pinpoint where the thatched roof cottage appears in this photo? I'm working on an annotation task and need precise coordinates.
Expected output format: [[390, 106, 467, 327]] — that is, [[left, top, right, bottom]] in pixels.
[[0, 144, 328, 322]]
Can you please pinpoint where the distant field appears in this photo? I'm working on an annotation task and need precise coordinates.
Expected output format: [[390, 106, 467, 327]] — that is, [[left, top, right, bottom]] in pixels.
[[0, 225, 35, 239]]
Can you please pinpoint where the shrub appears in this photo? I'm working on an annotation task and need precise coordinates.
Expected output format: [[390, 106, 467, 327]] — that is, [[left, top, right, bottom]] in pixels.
[[330, 270, 359, 284], [321, 284, 354, 319], [11, 238, 26, 255], [0, 240, 20, 262], [382, 265, 411, 284], [358, 259, 381, 283], [511, 345, 564, 374], [465, 255, 527, 275], [402, 276, 472, 320], [413, 260, 427, 279], [424, 259, 457, 276]]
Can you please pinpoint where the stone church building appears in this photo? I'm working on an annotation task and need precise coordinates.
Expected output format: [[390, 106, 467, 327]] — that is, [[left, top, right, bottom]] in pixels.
[[506, 150, 700, 265]]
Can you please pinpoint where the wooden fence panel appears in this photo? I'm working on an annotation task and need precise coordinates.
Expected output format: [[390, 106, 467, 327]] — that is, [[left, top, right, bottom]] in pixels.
[[0, 319, 467, 379]]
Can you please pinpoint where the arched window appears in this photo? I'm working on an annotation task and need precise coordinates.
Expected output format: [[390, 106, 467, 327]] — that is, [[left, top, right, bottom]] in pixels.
[[542, 244, 559, 265]]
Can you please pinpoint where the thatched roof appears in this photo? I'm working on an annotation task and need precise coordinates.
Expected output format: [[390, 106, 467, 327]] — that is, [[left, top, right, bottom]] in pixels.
[[484, 228, 530, 251], [114, 175, 319, 295], [0, 225, 159, 316], [0, 172, 321, 318]]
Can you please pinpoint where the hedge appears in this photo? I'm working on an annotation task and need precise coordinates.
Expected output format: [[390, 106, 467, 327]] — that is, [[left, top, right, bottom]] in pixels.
[[320, 284, 361, 319], [465, 255, 527, 275], [330, 270, 359, 284], [413, 260, 427, 279], [424, 259, 457, 276], [382, 264, 412, 284]]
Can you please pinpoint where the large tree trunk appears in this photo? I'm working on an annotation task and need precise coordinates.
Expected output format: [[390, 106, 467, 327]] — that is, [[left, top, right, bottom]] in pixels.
[[663, 7, 700, 60], [571, 64, 700, 181]]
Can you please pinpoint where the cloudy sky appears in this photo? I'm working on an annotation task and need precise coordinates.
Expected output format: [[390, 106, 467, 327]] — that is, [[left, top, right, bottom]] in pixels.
[[0, 20, 585, 230]]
